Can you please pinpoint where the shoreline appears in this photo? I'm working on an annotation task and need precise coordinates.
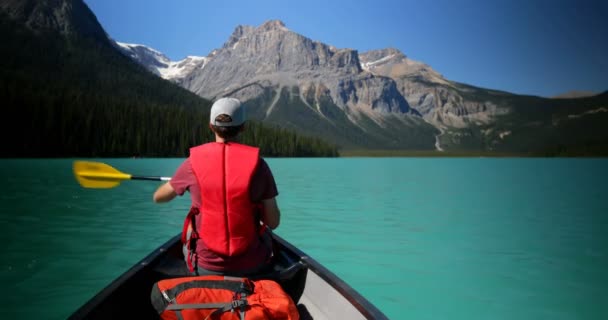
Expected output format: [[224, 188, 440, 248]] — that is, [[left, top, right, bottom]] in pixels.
[[338, 149, 608, 158]]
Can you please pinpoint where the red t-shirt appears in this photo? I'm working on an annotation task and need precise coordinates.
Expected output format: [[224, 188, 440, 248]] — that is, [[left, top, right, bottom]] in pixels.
[[170, 157, 278, 272]]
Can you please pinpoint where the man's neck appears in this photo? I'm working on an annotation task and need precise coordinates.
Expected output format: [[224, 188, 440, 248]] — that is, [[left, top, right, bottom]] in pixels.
[[215, 135, 238, 143]]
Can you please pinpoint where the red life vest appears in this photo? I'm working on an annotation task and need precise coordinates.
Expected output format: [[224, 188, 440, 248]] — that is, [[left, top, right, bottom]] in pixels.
[[189, 142, 260, 257]]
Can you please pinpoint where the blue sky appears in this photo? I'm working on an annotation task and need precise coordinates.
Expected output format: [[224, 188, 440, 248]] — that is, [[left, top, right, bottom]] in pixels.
[[83, 0, 607, 98]]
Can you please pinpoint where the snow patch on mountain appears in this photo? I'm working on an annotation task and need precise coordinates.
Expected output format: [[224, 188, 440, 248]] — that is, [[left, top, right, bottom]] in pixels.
[[361, 54, 396, 71], [159, 56, 208, 79], [567, 107, 608, 119], [359, 49, 449, 86], [115, 42, 207, 81]]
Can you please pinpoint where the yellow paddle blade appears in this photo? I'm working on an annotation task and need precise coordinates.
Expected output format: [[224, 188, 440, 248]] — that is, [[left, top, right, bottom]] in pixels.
[[73, 161, 132, 189]]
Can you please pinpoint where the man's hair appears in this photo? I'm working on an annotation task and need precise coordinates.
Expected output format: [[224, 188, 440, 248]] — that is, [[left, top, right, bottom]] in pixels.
[[211, 114, 244, 139]]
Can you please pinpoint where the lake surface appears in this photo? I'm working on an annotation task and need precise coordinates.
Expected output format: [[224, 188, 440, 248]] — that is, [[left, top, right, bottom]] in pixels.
[[0, 158, 607, 319]]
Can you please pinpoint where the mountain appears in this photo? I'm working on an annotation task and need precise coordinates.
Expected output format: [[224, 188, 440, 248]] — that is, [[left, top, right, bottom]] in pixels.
[[0, 1, 338, 157], [115, 19, 608, 155], [120, 20, 437, 150]]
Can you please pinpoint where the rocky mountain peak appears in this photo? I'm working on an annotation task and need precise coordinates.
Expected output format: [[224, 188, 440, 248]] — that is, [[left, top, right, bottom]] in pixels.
[[258, 19, 287, 32], [224, 20, 288, 49], [224, 24, 254, 48]]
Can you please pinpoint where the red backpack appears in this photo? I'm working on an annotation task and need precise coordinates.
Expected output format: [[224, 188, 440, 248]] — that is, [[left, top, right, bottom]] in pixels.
[[150, 275, 300, 320]]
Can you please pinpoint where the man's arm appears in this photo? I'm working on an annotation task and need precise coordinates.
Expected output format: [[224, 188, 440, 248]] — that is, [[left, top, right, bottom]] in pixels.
[[261, 197, 280, 230], [153, 182, 177, 203]]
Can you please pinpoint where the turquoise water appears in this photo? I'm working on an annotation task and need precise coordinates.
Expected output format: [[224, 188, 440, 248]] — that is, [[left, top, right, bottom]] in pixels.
[[0, 158, 607, 319]]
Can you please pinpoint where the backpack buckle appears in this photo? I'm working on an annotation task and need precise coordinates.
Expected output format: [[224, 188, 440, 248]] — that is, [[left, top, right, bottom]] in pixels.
[[231, 298, 247, 309]]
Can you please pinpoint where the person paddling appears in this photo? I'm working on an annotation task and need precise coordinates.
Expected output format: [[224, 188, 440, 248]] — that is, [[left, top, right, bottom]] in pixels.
[[153, 97, 281, 276]]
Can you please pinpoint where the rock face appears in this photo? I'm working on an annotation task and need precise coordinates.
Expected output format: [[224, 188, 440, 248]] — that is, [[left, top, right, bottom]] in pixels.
[[179, 20, 414, 120]]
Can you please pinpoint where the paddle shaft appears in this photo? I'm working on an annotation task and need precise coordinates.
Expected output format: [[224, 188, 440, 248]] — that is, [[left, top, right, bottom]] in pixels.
[[132, 175, 171, 181]]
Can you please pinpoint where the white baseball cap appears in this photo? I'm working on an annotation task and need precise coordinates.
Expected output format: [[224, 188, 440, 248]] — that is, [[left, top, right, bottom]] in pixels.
[[209, 97, 246, 127]]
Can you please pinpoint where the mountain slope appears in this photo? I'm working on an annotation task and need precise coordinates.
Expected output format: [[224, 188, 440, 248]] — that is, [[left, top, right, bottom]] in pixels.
[[0, 1, 338, 157], [464, 91, 608, 155]]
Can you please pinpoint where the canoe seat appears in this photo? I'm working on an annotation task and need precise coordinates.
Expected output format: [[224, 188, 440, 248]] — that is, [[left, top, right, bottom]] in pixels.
[[152, 253, 305, 280], [152, 255, 191, 278], [251, 259, 305, 281]]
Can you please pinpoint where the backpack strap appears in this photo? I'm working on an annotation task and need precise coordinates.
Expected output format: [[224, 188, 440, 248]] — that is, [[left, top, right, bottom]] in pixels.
[[167, 298, 248, 320], [162, 278, 252, 297]]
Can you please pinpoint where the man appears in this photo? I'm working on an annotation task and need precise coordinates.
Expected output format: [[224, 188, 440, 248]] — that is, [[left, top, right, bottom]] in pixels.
[[153, 97, 280, 276]]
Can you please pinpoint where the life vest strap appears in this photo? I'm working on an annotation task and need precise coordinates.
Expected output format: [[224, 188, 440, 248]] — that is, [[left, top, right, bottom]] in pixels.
[[182, 207, 200, 273], [181, 207, 200, 244]]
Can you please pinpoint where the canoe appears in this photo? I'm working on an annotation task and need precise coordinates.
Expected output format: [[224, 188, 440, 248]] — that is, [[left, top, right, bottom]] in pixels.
[[68, 232, 389, 319]]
